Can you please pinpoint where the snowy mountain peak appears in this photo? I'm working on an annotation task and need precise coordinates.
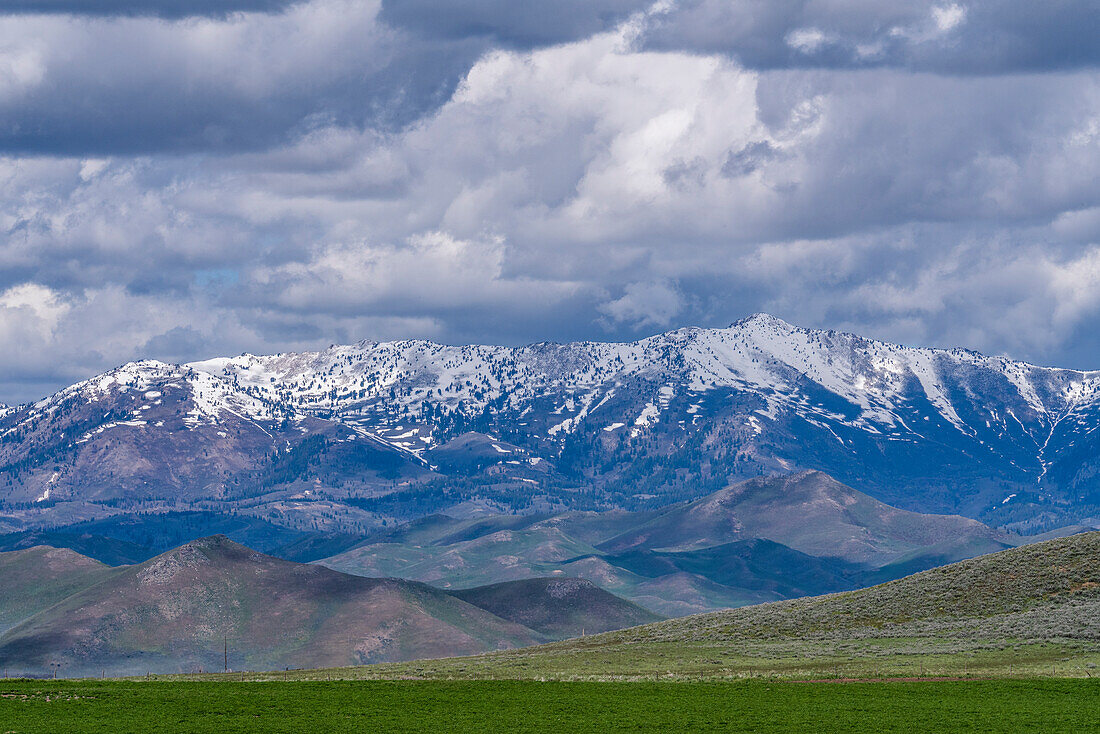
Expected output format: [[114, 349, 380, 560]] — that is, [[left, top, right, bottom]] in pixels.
[[176, 316, 1100, 452], [7, 315, 1100, 528], [730, 312, 796, 331]]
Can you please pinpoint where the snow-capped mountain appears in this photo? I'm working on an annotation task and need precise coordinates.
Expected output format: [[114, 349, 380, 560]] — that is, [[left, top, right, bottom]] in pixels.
[[0, 360, 428, 527], [4, 314, 1100, 531]]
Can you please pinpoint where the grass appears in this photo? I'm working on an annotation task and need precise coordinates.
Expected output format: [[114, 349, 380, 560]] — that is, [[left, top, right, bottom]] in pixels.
[[1, 679, 1098, 733], [123, 639, 1099, 683]]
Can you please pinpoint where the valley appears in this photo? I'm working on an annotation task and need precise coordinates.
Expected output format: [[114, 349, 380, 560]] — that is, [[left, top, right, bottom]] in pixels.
[[0, 509, 1095, 679]]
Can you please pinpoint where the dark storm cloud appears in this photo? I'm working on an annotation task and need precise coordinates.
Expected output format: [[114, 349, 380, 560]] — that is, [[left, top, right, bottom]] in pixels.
[[0, 49, 471, 156], [379, 0, 647, 47], [1, 0, 1096, 158], [0, 0, 298, 18], [0, 1, 648, 156], [641, 0, 1100, 74], [0, 5, 493, 155]]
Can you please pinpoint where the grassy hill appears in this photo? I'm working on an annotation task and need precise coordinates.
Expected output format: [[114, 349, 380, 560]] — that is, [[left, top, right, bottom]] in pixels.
[[609, 529, 1100, 642], [450, 577, 663, 638], [316, 532, 1100, 681], [324, 524, 603, 588], [598, 538, 864, 598], [0, 511, 323, 566], [319, 523, 772, 615], [2, 472, 1056, 620], [0, 531, 152, 566], [0, 546, 111, 634]]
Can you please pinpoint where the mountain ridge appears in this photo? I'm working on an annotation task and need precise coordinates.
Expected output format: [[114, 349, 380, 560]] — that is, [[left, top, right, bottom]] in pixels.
[[5, 314, 1100, 530]]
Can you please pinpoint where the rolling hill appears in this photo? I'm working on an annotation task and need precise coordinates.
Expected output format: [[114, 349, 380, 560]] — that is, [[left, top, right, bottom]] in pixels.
[[343, 532, 1100, 681], [450, 577, 663, 638], [596, 470, 1006, 560], [617, 531, 1100, 644], [0, 531, 151, 566], [317, 472, 1024, 615], [0, 537, 660, 677], [0, 511, 316, 566], [0, 546, 111, 635], [0, 536, 543, 677]]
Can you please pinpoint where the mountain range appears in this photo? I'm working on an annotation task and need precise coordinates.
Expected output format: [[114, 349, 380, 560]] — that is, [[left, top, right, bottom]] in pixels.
[[0, 536, 657, 677], [0, 471, 1068, 618], [314, 471, 1030, 615], [5, 314, 1100, 537]]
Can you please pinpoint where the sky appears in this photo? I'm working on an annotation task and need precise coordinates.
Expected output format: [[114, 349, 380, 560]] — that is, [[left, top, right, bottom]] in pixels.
[[1, 0, 1099, 403]]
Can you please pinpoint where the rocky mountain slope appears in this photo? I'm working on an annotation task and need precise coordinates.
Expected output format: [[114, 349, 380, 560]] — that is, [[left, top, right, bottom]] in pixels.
[[5, 314, 1100, 530]]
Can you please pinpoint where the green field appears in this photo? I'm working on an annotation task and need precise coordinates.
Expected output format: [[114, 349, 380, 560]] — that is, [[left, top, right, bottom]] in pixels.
[[1, 679, 1099, 733], [244, 639, 1099, 682]]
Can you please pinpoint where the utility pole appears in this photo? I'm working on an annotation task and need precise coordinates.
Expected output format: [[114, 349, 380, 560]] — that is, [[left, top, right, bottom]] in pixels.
[[224, 634, 228, 674]]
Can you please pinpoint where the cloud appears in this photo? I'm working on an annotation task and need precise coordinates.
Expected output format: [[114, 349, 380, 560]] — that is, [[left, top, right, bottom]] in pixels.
[[378, 0, 648, 47], [733, 227, 1100, 364], [4, 0, 1092, 159], [0, 0, 486, 154], [932, 4, 967, 33], [640, 0, 1100, 74], [599, 280, 684, 329], [2, 4, 1100, 402], [0, 283, 70, 340], [0, 0, 658, 156], [251, 231, 580, 318], [0, 0, 300, 18]]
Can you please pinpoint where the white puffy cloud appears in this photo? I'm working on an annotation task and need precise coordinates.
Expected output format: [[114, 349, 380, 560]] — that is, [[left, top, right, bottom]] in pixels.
[[0, 283, 69, 341], [598, 280, 684, 329], [252, 231, 580, 317]]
